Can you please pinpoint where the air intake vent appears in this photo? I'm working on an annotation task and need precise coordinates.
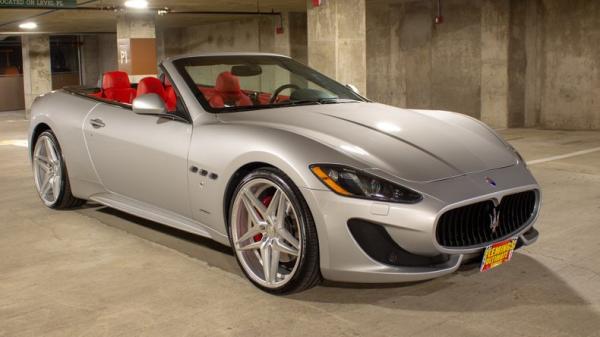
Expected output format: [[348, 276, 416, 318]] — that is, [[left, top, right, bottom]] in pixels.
[[348, 219, 449, 267]]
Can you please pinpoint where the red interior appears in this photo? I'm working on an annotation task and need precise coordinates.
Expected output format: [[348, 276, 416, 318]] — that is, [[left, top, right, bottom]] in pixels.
[[92, 70, 287, 110], [92, 71, 177, 111], [101, 71, 136, 104], [208, 72, 253, 108], [136, 77, 177, 112]]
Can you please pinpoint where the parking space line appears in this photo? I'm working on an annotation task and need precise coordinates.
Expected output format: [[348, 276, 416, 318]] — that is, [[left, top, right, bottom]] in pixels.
[[528, 146, 600, 165], [0, 140, 28, 148]]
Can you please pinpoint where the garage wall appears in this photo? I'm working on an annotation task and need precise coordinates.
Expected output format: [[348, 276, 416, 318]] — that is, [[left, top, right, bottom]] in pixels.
[[368, 0, 482, 118], [539, 0, 600, 129], [367, 0, 599, 129], [164, 19, 261, 56], [162, 13, 308, 62]]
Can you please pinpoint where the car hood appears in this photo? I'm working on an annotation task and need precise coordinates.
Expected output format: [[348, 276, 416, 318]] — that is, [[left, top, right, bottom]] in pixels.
[[218, 102, 517, 183]]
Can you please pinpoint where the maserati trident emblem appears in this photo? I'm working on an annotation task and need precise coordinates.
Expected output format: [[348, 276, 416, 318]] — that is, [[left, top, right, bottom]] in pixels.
[[489, 206, 501, 233], [485, 176, 497, 187]]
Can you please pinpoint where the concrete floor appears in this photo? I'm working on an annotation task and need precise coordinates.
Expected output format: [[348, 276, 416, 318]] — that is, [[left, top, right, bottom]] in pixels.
[[1, 116, 599, 337]]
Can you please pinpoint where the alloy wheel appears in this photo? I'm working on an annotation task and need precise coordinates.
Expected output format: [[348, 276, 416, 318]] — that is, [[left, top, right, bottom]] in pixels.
[[230, 178, 302, 288], [33, 135, 63, 207]]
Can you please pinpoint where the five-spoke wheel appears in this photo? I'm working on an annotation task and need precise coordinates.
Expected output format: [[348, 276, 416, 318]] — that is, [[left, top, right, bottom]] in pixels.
[[229, 168, 321, 294], [32, 130, 84, 209], [33, 133, 63, 207]]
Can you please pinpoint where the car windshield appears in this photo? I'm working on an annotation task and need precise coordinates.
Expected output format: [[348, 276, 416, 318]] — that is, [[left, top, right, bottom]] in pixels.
[[173, 55, 365, 112]]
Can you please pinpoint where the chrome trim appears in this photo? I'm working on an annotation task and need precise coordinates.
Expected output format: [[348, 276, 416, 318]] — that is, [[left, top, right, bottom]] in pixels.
[[432, 186, 541, 254]]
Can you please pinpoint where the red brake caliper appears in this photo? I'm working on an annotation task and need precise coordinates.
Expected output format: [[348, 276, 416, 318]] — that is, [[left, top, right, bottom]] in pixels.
[[254, 195, 273, 242]]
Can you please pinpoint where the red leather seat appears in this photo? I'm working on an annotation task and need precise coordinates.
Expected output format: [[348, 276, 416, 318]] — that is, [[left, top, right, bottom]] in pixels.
[[137, 77, 165, 98], [102, 71, 136, 104], [162, 77, 178, 112], [209, 72, 252, 108], [137, 77, 179, 112], [164, 86, 177, 112]]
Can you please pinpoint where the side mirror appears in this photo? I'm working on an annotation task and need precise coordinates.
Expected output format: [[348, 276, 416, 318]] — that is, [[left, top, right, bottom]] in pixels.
[[346, 84, 360, 95], [133, 93, 167, 115]]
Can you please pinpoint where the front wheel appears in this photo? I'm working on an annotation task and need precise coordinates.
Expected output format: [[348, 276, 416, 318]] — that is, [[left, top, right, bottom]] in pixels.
[[228, 168, 321, 294], [32, 130, 85, 209]]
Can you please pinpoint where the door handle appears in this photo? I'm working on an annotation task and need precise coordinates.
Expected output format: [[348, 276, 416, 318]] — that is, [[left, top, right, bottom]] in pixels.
[[90, 118, 105, 129]]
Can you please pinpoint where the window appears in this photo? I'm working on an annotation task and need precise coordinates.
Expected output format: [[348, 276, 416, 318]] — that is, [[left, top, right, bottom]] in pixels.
[[0, 37, 22, 76], [174, 55, 364, 112]]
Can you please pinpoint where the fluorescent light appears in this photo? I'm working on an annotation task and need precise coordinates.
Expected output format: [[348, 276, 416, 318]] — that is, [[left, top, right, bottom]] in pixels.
[[124, 0, 148, 9], [19, 22, 37, 30]]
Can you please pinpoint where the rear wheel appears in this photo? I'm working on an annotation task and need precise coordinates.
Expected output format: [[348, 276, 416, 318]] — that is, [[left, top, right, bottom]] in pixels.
[[228, 168, 321, 294], [32, 130, 85, 209]]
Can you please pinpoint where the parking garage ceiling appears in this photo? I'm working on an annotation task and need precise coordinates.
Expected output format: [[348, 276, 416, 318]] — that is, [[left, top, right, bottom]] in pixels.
[[0, 0, 305, 34]]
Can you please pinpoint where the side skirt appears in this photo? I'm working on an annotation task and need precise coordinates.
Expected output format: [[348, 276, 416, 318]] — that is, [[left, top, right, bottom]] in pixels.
[[89, 192, 231, 246]]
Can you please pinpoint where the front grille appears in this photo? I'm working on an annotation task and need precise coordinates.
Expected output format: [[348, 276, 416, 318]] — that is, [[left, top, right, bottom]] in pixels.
[[436, 190, 537, 248]]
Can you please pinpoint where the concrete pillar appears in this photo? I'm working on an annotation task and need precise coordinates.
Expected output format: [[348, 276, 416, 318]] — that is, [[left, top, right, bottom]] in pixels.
[[307, 0, 367, 95], [80, 35, 100, 87], [116, 13, 157, 82], [481, 0, 527, 128], [80, 34, 118, 88], [289, 12, 308, 65], [524, 0, 542, 128], [507, 0, 527, 128], [22, 35, 51, 119], [366, 0, 392, 104], [155, 28, 166, 64], [389, 3, 408, 108], [481, 0, 510, 128]]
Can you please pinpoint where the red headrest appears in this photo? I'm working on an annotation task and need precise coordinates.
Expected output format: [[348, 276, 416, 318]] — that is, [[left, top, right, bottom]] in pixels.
[[137, 77, 165, 97], [215, 72, 241, 94], [102, 71, 131, 90]]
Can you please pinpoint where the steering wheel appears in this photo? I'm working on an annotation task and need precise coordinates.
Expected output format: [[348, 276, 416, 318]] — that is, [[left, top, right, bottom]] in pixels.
[[270, 84, 301, 104]]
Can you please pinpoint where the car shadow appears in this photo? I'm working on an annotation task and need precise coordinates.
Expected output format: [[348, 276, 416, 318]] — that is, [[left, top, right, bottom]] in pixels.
[[291, 254, 595, 314], [81, 205, 599, 324], [79, 205, 242, 277]]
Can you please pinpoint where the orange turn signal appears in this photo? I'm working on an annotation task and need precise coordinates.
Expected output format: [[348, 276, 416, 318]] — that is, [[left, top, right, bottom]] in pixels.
[[310, 166, 352, 196]]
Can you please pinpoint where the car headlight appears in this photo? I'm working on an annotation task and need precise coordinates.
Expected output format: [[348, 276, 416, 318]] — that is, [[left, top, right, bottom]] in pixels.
[[310, 164, 422, 203]]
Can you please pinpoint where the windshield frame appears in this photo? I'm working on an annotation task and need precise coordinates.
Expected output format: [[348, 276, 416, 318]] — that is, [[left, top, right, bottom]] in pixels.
[[172, 55, 366, 113]]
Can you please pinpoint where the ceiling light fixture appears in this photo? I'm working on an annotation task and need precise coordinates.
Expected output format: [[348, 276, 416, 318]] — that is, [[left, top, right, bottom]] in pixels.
[[124, 0, 148, 9], [19, 22, 38, 30]]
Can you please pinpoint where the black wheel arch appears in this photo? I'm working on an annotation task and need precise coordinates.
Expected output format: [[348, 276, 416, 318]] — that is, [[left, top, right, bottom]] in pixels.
[[30, 123, 51, 158], [223, 162, 275, 229]]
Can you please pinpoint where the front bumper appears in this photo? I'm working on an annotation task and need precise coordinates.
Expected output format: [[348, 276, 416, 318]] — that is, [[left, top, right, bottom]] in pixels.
[[300, 163, 541, 283]]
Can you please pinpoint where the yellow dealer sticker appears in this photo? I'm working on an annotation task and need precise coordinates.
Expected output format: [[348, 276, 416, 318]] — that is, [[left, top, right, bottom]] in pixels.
[[480, 238, 518, 272]]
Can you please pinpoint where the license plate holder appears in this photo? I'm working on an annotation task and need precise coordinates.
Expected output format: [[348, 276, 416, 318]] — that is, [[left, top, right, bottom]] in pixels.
[[480, 237, 518, 272]]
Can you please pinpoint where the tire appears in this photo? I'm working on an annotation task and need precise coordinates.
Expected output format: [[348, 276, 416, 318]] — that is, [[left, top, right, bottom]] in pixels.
[[32, 130, 86, 209], [228, 167, 321, 294]]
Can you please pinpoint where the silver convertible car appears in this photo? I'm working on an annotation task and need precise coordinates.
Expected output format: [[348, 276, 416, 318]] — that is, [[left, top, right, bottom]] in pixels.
[[28, 53, 540, 294]]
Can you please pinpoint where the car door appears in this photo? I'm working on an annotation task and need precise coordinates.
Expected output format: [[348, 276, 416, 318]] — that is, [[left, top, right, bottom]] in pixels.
[[83, 102, 193, 218]]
